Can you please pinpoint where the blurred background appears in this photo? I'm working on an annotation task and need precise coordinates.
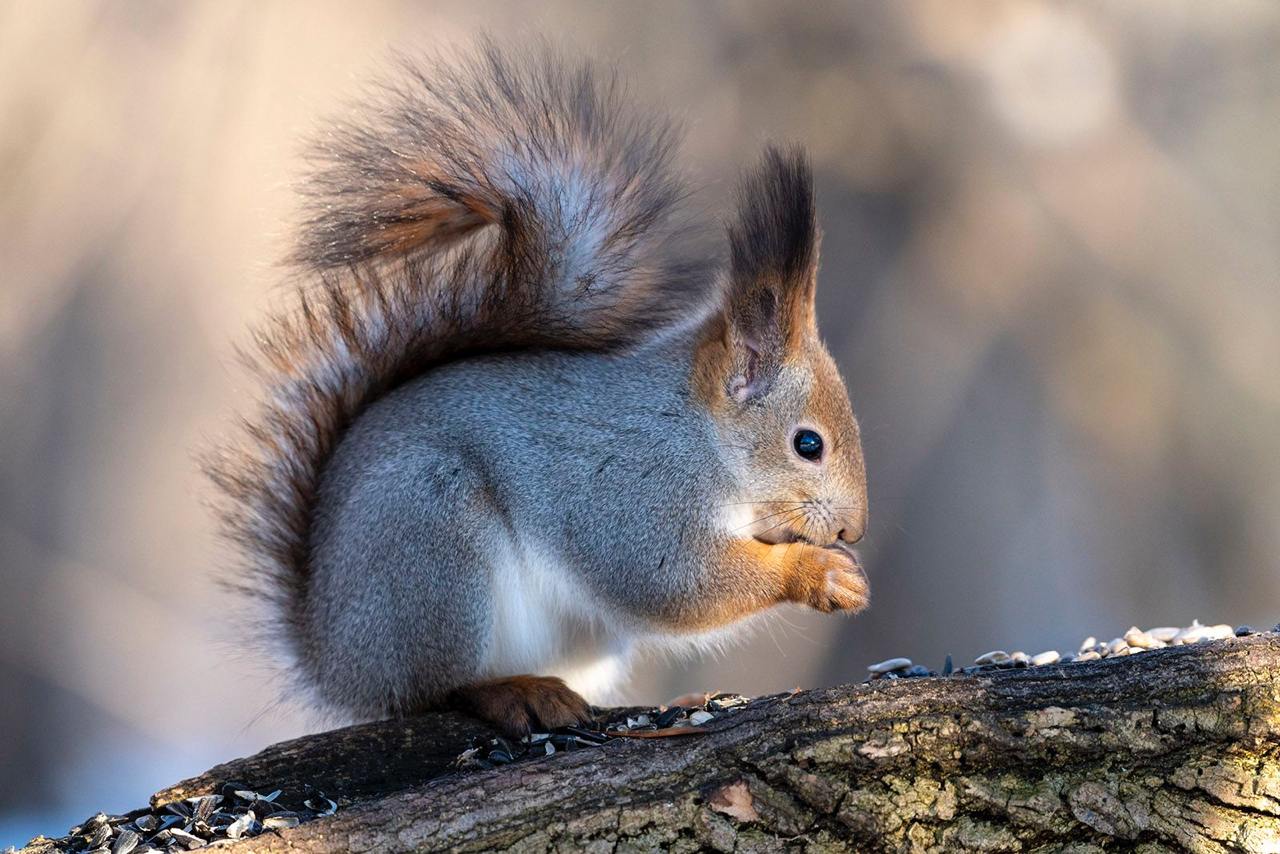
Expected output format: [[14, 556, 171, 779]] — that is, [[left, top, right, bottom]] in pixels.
[[3, 0, 1279, 845]]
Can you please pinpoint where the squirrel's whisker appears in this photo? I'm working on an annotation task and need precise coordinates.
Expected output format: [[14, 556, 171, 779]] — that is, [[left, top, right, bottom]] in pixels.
[[730, 506, 803, 534]]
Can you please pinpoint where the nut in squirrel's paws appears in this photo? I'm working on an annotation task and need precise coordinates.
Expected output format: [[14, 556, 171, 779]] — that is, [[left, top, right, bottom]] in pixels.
[[451, 675, 592, 737], [805, 545, 869, 613]]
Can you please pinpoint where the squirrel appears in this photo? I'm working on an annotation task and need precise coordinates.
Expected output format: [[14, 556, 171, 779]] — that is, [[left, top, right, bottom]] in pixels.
[[207, 41, 869, 737]]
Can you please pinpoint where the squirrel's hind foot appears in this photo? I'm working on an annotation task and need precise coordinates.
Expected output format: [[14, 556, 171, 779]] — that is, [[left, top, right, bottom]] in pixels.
[[448, 675, 592, 737]]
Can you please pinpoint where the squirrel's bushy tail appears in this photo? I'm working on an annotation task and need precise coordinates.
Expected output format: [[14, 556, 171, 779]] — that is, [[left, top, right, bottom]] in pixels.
[[205, 41, 711, 666]]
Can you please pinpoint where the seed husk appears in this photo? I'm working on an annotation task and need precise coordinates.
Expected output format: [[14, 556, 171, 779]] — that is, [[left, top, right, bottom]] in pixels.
[[655, 707, 684, 728], [304, 797, 337, 817], [867, 657, 911, 674], [111, 829, 139, 854], [165, 828, 205, 850], [225, 811, 255, 840], [192, 796, 220, 824], [263, 815, 300, 830], [86, 824, 111, 849]]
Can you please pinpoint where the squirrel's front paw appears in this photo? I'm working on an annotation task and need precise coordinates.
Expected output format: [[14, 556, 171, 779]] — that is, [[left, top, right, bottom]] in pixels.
[[793, 545, 869, 613]]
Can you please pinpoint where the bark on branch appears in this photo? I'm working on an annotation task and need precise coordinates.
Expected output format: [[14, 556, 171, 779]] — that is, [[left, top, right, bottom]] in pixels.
[[23, 632, 1280, 853]]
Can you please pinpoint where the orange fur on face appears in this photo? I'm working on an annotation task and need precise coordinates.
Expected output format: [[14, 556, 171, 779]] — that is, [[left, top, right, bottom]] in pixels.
[[682, 145, 869, 632], [690, 313, 734, 414]]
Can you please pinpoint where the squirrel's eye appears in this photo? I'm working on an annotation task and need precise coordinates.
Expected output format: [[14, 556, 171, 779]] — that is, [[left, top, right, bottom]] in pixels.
[[793, 429, 824, 461]]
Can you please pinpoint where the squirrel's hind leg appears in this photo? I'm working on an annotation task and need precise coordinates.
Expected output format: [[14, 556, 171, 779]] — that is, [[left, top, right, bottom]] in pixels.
[[444, 675, 591, 737]]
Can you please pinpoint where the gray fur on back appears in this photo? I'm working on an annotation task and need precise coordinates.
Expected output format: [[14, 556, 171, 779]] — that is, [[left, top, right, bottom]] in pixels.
[[305, 331, 733, 715]]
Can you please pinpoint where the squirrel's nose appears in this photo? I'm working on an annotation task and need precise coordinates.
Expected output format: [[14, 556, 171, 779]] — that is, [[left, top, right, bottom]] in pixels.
[[837, 508, 868, 544]]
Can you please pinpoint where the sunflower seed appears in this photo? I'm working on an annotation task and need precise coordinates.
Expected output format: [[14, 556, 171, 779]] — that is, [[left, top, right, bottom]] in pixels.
[[1175, 622, 1226, 644], [134, 815, 159, 833], [192, 797, 220, 824], [563, 726, 608, 744], [689, 710, 715, 725], [1076, 650, 1102, 662], [1011, 651, 1030, 667], [112, 829, 140, 854], [867, 657, 911, 674], [655, 707, 684, 728], [225, 811, 255, 840], [304, 797, 337, 817], [1123, 627, 1164, 649], [974, 650, 1011, 666], [707, 694, 750, 711], [1031, 650, 1060, 666], [1078, 636, 1099, 654], [86, 824, 112, 849], [165, 828, 205, 850], [1106, 638, 1128, 656], [262, 815, 300, 830]]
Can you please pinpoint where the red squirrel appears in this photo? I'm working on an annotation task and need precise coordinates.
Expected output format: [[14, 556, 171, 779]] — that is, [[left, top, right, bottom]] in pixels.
[[208, 42, 869, 736]]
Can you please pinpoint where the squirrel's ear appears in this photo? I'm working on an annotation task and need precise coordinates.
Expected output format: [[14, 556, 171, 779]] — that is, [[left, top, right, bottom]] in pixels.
[[722, 145, 820, 402]]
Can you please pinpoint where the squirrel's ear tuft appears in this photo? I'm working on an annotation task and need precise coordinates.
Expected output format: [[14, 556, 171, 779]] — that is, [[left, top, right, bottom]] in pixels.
[[722, 145, 820, 401]]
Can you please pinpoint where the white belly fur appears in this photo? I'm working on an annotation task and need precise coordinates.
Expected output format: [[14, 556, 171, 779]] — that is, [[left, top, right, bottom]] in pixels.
[[483, 537, 632, 703], [482, 536, 766, 703]]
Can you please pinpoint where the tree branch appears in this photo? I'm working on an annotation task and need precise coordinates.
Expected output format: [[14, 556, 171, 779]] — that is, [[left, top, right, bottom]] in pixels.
[[21, 632, 1280, 853]]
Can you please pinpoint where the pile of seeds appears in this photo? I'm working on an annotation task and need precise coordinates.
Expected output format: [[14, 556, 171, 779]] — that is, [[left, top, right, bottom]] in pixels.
[[35, 783, 336, 853], [865, 619, 1264, 680], [455, 693, 751, 771]]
